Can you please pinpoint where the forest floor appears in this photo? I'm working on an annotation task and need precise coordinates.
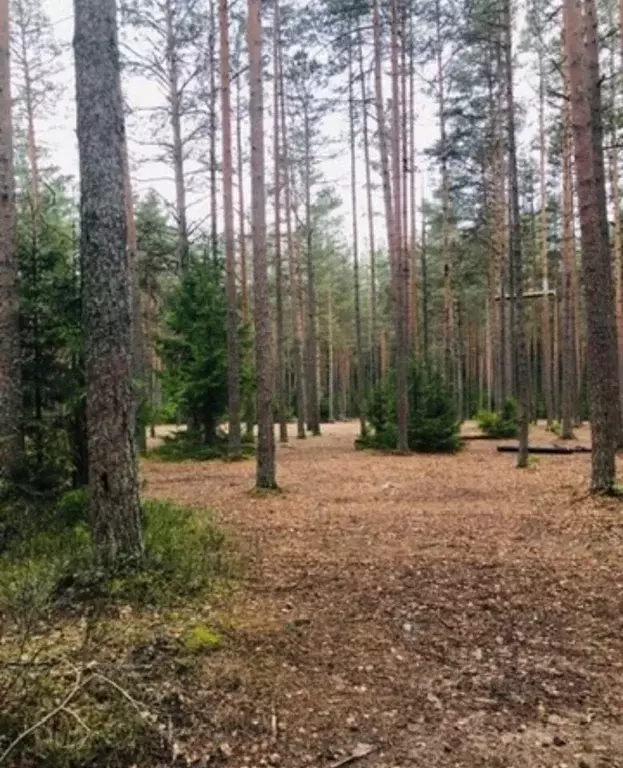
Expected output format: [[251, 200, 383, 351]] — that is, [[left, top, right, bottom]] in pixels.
[[140, 421, 623, 768]]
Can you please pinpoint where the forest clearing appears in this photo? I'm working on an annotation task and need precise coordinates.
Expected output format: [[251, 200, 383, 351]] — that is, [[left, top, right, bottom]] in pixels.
[[142, 421, 622, 766], [4, 421, 623, 766], [4, 0, 623, 762]]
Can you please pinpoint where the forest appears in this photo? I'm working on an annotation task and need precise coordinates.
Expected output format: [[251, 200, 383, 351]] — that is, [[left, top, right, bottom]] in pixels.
[[1, 0, 623, 765]]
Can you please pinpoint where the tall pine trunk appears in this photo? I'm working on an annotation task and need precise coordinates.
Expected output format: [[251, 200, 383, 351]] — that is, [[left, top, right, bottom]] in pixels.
[[358, 32, 377, 384], [0, 0, 22, 476], [247, 0, 276, 488], [74, 0, 143, 566], [561, 53, 576, 440], [538, 46, 554, 427], [273, 0, 287, 444], [303, 97, 320, 436], [165, 0, 189, 273], [219, 0, 242, 457], [565, 0, 620, 491], [390, 0, 408, 452], [503, 0, 529, 467], [348, 38, 366, 438], [280, 65, 306, 439]]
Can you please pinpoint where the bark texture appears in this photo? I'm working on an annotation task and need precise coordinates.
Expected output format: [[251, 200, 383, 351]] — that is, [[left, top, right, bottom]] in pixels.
[[565, 0, 620, 491], [247, 0, 276, 488], [0, 0, 23, 477], [219, 0, 242, 457], [74, 0, 143, 564]]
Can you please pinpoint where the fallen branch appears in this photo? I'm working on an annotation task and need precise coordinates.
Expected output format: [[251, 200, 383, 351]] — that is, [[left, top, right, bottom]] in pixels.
[[497, 444, 591, 455], [0, 672, 89, 764]]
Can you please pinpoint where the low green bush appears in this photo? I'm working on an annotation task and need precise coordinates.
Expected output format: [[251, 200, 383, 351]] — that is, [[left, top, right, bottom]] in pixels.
[[476, 398, 519, 438], [145, 430, 254, 462], [0, 496, 234, 623], [361, 365, 461, 454]]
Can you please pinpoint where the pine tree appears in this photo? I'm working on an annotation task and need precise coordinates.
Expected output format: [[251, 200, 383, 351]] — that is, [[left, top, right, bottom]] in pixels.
[[74, 0, 143, 565]]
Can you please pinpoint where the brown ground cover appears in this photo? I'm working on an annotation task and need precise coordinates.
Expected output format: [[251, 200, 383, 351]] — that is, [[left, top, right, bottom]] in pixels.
[[139, 420, 623, 768]]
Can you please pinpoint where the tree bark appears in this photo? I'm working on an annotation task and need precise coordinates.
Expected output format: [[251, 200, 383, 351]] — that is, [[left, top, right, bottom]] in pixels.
[[348, 38, 366, 438], [503, 0, 529, 467], [219, 0, 242, 457], [390, 0, 408, 452], [0, 0, 22, 477], [303, 94, 320, 436], [273, 0, 287, 444], [74, 0, 143, 565], [209, 0, 218, 266], [280, 60, 306, 440], [164, 0, 189, 273], [121, 118, 147, 452], [358, 31, 378, 385], [561, 55, 576, 440], [538, 44, 554, 427], [564, 0, 620, 492], [247, 0, 276, 488]]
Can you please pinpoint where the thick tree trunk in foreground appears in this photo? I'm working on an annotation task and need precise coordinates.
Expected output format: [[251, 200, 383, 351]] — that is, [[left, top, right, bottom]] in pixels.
[[74, 0, 143, 565], [247, 0, 276, 488], [565, 0, 620, 492], [0, 0, 22, 477], [219, 0, 241, 457]]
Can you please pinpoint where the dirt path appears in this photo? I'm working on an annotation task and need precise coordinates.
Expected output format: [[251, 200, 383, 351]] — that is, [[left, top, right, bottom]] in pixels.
[[144, 422, 623, 768]]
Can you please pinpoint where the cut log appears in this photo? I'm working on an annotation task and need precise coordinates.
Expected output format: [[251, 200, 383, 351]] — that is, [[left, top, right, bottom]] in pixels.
[[497, 444, 591, 454]]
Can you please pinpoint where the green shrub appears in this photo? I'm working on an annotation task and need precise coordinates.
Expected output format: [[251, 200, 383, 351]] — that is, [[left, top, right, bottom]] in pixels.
[[476, 398, 519, 438], [409, 371, 462, 453], [362, 366, 461, 453], [0, 498, 234, 621], [145, 431, 254, 462]]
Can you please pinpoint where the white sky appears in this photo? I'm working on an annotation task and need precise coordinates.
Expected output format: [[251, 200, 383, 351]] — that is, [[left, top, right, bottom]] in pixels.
[[40, 0, 535, 253]]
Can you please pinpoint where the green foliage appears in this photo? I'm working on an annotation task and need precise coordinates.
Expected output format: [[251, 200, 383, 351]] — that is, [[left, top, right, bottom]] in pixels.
[[476, 398, 519, 438], [145, 430, 254, 462], [16, 174, 84, 494], [408, 370, 462, 453], [362, 366, 461, 453], [158, 259, 229, 444], [183, 623, 222, 653], [0, 496, 234, 625]]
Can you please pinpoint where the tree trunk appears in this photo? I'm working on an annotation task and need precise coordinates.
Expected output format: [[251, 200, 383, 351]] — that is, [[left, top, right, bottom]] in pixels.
[[164, 0, 189, 274], [273, 0, 287, 444], [561, 59, 576, 440], [219, 0, 242, 457], [348, 39, 366, 438], [247, 0, 276, 488], [236, 55, 254, 440], [358, 31, 377, 385], [564, 0, 620, 492], [74, 0, 143, 566], [209, 0, 218, 266], [303, 98, 320, 436], [390, 0, 408, 452], [121, 119, 147, 452], [436, 0, 453, 391], [504, 0, 529, 467], [0, 0, 22, 477], [280, 63, 306, 440], [538, 46, 554, 427]]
